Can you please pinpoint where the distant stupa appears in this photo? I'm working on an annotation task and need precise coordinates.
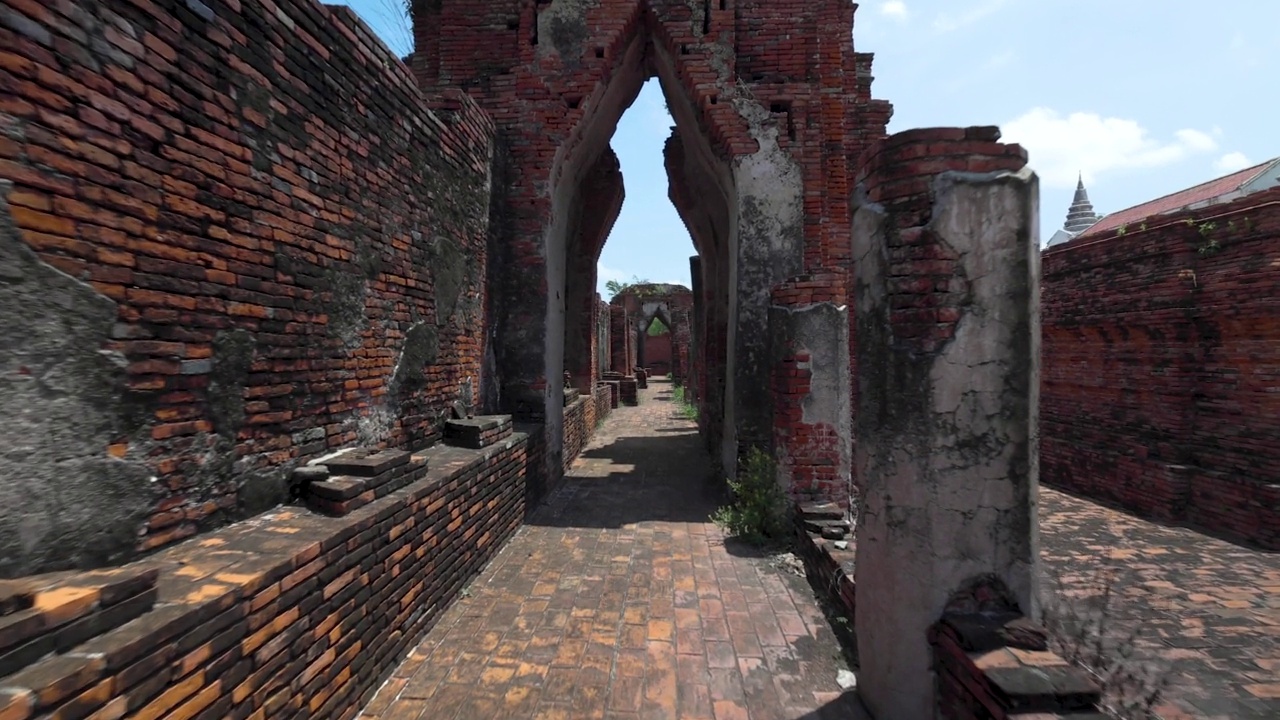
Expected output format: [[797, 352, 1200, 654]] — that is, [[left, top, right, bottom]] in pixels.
[[1063, 174, 1102, 234]]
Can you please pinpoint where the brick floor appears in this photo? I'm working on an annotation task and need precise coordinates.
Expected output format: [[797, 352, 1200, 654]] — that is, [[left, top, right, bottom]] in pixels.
[[360, 379, 1280, 720], [361, 380, 868, 720], [1040, 487, 1280, 719]]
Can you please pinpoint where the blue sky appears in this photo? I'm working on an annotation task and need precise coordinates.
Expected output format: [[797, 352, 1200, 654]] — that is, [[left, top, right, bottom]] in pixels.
[[346, 0, 1277, 294]]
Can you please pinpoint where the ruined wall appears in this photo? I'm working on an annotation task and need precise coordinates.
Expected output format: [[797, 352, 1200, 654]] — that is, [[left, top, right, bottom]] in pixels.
[[852, 128, 1039, 718], [0, 430, 535, 720], [770, 272, 851, 507], [416, 0, 889, 480], [0, 0, 494, 575], [1042, 187, 1280, 549], [642, 331, 673, 375], [595, 294, 611, 378]]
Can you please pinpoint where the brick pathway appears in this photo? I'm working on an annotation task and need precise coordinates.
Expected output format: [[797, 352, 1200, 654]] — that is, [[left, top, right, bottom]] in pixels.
[[361, 379, 867, 720], [1040, 488, 1280, 719]]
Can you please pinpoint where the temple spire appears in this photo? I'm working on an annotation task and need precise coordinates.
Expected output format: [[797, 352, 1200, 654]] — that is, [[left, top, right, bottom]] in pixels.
[[1063, 173, 1101, 234]]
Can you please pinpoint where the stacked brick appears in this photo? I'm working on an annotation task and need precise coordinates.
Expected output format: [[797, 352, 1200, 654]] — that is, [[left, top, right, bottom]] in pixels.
[[0, 0, 495, 558], [299, 449, 429, 517], [619, 377, 639, 406], [793, 503, 856, 618], [931, 614, 1102, 719], [0, 434, 535, 720], [850, 127, 1028, 437], [0, 568, 159, 678], [560, 385, 611, 474], [562, 395, 590, 474], [1042, 186, 1280, 549], [609, 305, 633, 376], [443, 416, 514, 450]]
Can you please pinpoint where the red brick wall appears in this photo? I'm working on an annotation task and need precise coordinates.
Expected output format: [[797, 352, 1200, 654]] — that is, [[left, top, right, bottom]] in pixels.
[[562, 385, 613, 474], [772, 271, 849, 505], [0, 0, 495, 558], [642, 331, 673, 375], [1042, 187, 1280, 549], [0, 433, 536, 720]]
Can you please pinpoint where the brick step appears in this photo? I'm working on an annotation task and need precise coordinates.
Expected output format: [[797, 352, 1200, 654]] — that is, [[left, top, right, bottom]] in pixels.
[[444, 415, 514, 450], [0, 567, 159, 679], [801, 518, 851, 538], [797, 501, 844, 522], [619, 378, 638, 406], [297, 448, 429, 517]]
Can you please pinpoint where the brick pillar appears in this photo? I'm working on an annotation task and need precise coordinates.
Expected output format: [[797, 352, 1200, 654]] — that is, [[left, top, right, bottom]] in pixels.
[[609, 304, 630, 375], [769, 272, 852, 509], [851, 127, 1039, 718], [689, 256, 703, 403]]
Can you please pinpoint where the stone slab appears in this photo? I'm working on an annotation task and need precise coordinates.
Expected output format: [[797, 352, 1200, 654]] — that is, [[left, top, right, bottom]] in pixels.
[[323, 449, 411, 477]]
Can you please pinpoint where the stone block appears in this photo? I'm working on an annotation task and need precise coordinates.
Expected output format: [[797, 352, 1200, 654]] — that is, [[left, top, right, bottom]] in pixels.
[[941, 612, 1049, 653], [444, 415, 514, 450], [323, 449, 411, 478]]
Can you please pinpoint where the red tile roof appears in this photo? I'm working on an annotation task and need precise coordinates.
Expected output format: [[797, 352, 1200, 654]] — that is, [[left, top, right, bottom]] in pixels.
[[1079, 159, 1280, 238]]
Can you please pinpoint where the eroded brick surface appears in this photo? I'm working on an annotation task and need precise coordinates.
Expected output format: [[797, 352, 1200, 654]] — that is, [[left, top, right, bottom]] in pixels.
[[361, 380, 867, 720], [1040, 488, 1280, 719]]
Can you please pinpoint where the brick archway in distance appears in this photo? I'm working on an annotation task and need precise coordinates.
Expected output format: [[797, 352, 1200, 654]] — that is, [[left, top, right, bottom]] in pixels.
[[413, 0, 891, 484]]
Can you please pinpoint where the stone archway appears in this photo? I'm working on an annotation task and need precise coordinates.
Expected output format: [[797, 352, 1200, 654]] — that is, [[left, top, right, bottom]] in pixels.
[[412, 0, 889, 482]]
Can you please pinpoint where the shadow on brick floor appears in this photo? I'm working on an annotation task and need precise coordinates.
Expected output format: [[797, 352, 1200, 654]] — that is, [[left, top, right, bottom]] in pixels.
[[529, 428, 729, 530]]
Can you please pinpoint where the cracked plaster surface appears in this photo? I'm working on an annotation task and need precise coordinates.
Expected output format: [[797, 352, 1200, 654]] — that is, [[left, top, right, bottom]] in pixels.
[[853, 168, 1040, 720]]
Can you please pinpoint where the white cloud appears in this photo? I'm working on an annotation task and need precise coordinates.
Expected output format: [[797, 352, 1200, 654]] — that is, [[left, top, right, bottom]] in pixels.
[[881, 1, 909, 21], [1000, 107, 1220, 188], [932, 0, 1010, 34], [597, 262, 626, 286], [1228, 31, 1265, 68], [1215, 151, 1252, 173]]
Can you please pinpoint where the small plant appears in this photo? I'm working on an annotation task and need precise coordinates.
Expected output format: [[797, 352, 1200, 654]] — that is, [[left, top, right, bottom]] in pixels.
[[711, 447, 789, 545], [1139, 222, 1147, 232], [671, 385, 698, 421], [1197, 220, 1217, 237], [1040, 566, 1170, 719], [1198, 239, 1221, 255], [1115, 224, 1127, 236]]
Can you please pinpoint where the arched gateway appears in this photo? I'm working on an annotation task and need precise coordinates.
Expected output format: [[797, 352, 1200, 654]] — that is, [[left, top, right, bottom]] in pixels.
[[412, 0, 891, 479]]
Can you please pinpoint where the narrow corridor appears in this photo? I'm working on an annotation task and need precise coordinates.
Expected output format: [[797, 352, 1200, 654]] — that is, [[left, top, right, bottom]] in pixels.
[[360, 380, 866, 720]]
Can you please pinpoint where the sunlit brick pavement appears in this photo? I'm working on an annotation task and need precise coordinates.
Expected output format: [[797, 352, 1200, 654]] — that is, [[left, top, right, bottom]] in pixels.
[[361, 379, 867, 720], [1039, 487, 1280, 719]]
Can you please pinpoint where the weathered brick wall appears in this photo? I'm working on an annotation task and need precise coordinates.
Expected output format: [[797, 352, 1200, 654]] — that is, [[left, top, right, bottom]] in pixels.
[[593, 382, 613, 428], [771, 271, 849, 505], [642, 331, 673, 375], [0, 0, 495, 573], [561, 386, 612, 474], [1042, 187, 1280, 549], [0, 434, 533, 720]]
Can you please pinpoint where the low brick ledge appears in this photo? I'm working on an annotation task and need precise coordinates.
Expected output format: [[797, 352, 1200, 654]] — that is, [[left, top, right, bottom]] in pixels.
[[0, 567, 159, 678], [298, 448, 429, 517], [793, 507, 856, 620], [0, 432, 532, 720], [443, 414, 514, 450], [931, 613, 1104, 719]]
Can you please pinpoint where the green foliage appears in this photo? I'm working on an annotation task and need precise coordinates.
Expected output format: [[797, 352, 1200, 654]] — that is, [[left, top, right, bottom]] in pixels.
[[711, 447, 789, 545], [647, 316, 670, 336], [671, 385, 698, 421], [606, 275, 663, 300]]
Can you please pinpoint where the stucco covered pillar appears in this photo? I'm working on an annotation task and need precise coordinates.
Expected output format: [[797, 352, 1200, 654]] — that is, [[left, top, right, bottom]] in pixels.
[[769, 273, 852, 507], [851, 127, 1040, 719]]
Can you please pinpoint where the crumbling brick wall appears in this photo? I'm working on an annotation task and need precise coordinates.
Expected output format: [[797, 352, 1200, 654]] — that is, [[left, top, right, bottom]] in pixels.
[[1042, 186, 1280, 549], [0, 0, 495, 574]]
